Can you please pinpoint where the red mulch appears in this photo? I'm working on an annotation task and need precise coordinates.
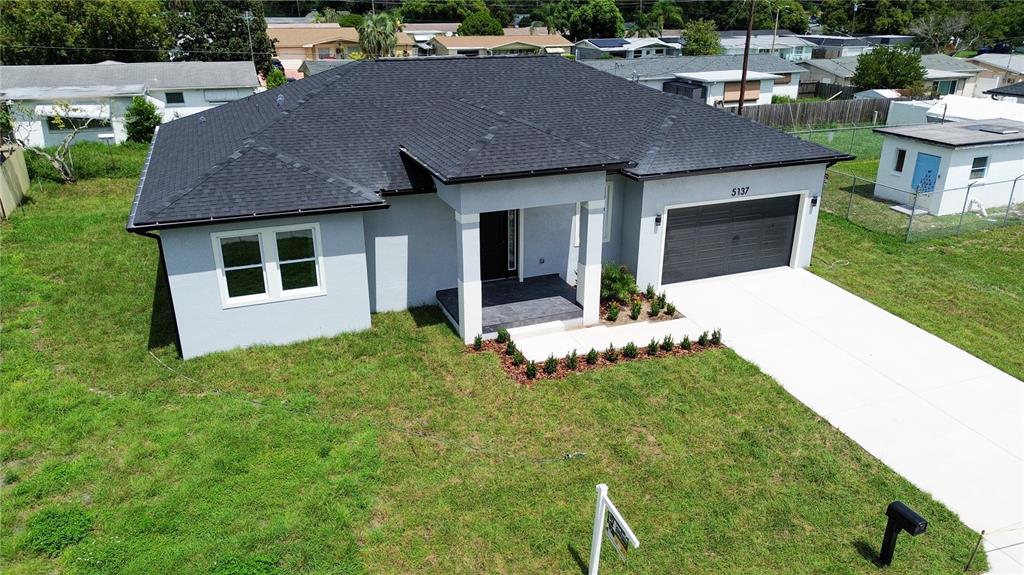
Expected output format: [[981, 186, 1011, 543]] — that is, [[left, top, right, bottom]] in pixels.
[[468, 338, 725, 386]]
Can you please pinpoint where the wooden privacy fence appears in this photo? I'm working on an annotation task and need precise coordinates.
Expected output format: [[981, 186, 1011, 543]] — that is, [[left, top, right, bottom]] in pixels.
[[734, 98, 892, 129], [1, 146, 29, 220], [797, 81, 861, 100]]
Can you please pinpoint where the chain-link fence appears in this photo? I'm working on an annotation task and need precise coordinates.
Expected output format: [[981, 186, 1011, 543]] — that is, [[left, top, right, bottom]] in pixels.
[[789, 125, 885, 160], [822, 169, 1024, 242]]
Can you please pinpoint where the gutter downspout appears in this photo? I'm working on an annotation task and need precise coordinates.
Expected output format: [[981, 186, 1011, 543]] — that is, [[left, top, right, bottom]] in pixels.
[[134, 229, 183, 358]]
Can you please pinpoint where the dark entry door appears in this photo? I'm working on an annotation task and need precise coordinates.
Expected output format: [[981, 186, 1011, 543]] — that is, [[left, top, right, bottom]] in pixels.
[[480, 210, 517, 281], [661, 195, 799, 284]]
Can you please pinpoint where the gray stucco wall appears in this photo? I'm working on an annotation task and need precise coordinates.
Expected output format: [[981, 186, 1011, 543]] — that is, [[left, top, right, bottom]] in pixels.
[[617, 177, 645, 275], [523, 204, 575, 280], [161, 212, 371, 359]]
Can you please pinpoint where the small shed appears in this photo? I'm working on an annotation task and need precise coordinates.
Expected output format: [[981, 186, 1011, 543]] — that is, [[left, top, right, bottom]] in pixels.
[[872, 120, 1024, 215]]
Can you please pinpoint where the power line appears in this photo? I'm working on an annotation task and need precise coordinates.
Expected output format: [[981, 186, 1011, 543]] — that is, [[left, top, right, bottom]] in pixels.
[[0, 44, 276, 56]]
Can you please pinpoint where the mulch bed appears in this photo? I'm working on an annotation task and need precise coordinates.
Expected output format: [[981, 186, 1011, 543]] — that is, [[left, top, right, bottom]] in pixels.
[[469, 337, 725, 386], [599, 294, 682, 327]]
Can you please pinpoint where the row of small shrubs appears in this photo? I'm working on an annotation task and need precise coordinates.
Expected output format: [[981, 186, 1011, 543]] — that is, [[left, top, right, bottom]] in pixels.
[[603, 278, 677, 322]]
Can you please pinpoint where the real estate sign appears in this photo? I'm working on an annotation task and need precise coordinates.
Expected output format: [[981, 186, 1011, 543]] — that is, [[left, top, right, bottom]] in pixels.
[[589, 484, 639, 575]]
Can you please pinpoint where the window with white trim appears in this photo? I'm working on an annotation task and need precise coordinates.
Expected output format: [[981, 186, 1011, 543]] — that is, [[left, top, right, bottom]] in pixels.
[[212, 224, 324, 307], [970, 156, 988, 180], [893, 148, 906, 173]]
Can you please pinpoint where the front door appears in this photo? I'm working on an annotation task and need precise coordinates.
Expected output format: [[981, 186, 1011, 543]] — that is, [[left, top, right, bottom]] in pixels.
[[479, 210, 518, 281], [911, 153, 941, 193]]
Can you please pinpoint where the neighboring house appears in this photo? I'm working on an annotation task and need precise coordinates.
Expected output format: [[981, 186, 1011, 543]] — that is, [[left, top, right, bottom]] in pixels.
[[985, 81, 1024, 104], [854, 88, 904, 99], [0, 61, 259, 147], [887, 95, 1024, 125], [403, 23, 460, 55], [861, 34, 915, 47], [872, 120, 1024, 215], [126, 56, 848, 358], [797, 35, 873, 58], [718, 29, 815, 62], [430, 34, 573, 56], [969, 53, 1024, 96], [574, 37, 683, 60], [298, 59, 354, 77], [799, 53, 982, 96], [581, 54, 804, 105], [268, 24, 416, 77], [503, 26, 549, 36]]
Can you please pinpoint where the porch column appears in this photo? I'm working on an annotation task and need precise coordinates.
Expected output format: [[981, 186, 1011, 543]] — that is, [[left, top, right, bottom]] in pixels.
[[455, 211, 482, 344], [576, 199, 605, 326]]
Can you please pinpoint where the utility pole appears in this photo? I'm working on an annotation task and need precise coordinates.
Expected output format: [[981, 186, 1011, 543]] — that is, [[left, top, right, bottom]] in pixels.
[[737, 0, 756, 116], [243, 10, 255, 65], [770, 4, 781, 53]]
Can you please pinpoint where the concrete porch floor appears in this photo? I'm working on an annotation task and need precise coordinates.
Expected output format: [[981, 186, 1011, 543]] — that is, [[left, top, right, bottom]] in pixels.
[[436, 274, 583, 335]]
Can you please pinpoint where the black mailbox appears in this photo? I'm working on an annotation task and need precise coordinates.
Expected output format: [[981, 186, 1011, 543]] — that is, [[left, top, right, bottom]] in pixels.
[[879, 501, 927, 566]]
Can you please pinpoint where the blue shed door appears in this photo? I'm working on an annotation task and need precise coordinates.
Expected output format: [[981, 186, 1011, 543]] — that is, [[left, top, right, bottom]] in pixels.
[[911, 153, 941, 193]]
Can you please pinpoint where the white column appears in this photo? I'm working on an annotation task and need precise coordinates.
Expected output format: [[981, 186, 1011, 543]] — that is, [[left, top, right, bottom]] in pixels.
[[455, 211, 482, 343], [576, 199, 604, 326]]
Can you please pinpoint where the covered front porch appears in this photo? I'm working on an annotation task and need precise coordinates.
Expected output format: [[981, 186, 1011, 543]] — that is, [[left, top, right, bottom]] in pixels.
[[436, 274, 583, 335]]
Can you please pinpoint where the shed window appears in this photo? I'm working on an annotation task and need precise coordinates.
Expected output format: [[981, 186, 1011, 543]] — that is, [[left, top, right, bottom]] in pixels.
[[165, 91, 185, 105], [970, 156, 989, 180], [894, 149, 907, 173], [213, 223, 324, 307]]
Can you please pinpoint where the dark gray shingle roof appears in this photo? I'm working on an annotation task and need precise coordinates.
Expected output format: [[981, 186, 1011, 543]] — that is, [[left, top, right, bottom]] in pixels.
[[129, 56, 847, 230], [985, 81, 1024, 98], [582, 54, 805, 80]]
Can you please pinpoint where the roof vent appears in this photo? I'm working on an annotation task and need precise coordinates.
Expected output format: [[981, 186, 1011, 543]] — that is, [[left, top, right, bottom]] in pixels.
[[977, 124, 1020, 135], [276, 94, 285, 107], [198, 116, 206, 124]]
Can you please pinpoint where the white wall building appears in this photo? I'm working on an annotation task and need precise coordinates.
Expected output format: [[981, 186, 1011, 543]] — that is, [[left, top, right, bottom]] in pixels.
[[0, 61, 260, 147]]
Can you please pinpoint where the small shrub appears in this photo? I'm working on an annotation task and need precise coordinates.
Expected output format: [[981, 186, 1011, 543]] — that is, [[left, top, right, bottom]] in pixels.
[[698, 331, 709, 346], [681, 335, 692, 350], [23, 505, 92, 556], [645, 284, 656, 300], [496, 328, 510, 343], [605, 302, 620, 321], [646, 338, 659, 355], [601, 264, 639, 304], [648, 300, 662, 317], [604, 344, 619, 362], [512, 351, 525, 366], [543, 355, 558, 375], [661, 335, 674, 352], [505, 340, 518, 357], [630, 300, 642, 320], [472, 335, 483, 350], [657, 292, 668, 307], [586, 348, 599, 365], [525, 361, 537, 379], [711, 328, 722, 345], [565, 350, 579, 370], [665, 302, 677, 316], [124, 95, 161, 143], [266, 67, 288, 89], [622, 342, 638, 359]]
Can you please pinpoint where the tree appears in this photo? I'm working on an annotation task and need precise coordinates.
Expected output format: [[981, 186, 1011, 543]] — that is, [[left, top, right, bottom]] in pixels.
[[530, 2, 570, 36], [358, 12, 399, 58], [458, 9, 504, 35], [721, 0, 808, 34], [1, 102, 103, 183], [0, 0, 169, 65], [486, 0, 516, 26], [648, 0, 685, 30], [851, 46, 925, 90], [266, 68, 288, 88], [909, 12, 968, 54], [314, 8, 364, 27], [681, 19, 722, 55], [567, 0, 625, 42], [124, 97, 162, 144], [169, 0, 276, 76], [399, 0, 486, 22], [628, 12, 663, 38]]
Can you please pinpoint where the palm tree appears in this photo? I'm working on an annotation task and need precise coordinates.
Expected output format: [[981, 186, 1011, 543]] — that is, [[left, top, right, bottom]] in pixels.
[[629, 12, 662, 38], [534, 3, 568, 36], [358, 12, 398, 58], [649, 0, 684, 30]]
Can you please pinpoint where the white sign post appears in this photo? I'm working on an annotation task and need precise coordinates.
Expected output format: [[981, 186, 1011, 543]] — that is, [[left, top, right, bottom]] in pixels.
[[589, 484, 639, 575]]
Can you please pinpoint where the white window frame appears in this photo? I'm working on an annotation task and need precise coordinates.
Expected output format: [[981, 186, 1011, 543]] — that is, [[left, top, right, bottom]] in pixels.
[[211, 222, 326, 309], [165, 91, 185, 106], [893, 148, 907, 174], [970, 156, 989, 180]]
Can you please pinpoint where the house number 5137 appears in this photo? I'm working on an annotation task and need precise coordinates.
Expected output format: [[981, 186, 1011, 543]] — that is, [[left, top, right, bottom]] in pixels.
[[731, 186, 749, 197]]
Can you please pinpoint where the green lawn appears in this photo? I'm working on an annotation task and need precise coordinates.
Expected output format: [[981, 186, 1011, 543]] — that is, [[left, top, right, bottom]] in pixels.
[[1, 175, 988, 574], [812, 214, 1024, 381]]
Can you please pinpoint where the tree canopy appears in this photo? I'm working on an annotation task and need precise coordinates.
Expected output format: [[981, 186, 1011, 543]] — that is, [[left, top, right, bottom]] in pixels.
[[0, 0, 169, 65], [398, 0, 487, 23], [681, 19, 722, 55], [168, 0, 275, 76], [851, 46, 925, 90], [313, 8, 364, 27], [124, 96, 162, 143], [458, 9, 504, 35], [357, 12, 400, 58], [566, 0, 625, 41]]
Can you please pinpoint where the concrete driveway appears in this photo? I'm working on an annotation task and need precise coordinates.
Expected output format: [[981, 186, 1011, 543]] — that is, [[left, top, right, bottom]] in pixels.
[[665, 267, 1023, 573]]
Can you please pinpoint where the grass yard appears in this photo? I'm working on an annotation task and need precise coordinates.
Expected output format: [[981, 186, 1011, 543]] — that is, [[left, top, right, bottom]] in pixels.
[[812, 214, 1024, 381], [1, 173, 989, 573]]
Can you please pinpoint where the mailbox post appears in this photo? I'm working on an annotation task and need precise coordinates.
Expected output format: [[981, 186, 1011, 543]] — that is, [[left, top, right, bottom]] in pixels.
[[879, 501, 927, 566]]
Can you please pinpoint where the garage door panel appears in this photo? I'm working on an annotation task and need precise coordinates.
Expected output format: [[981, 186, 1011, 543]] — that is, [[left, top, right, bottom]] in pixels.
[[662, 195, 799, 284]]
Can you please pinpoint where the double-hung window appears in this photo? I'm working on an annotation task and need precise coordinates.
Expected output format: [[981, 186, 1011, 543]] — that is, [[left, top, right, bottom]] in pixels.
[[213, 223, 324, 307], [970, 156, 989, 180]]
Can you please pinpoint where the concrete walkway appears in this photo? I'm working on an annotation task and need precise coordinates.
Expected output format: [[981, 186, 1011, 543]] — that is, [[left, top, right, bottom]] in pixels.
[[665, 267, 1023, 573]]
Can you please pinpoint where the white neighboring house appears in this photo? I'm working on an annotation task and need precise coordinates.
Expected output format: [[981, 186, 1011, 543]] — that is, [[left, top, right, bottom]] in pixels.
[[574, 37, 683, 60], [854, 88, 904, 99], [718, 29, 815, 62], [886, 94, 1024, 125], [799, 53, 982, 97], [0, 61, 260, 147], [872, 120, 1024, 215], [797, 35, 874, 58], [580, 54, 803, 105]]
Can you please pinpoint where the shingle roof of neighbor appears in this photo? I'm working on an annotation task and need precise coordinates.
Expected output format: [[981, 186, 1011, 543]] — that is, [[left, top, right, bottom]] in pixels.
[[128, 56, 849, 230], [583, 54, 805, 79], [985, 81, 1024, 98], [0, 61, 259, 91], [874, 119, 1024, 147], [802, 53, 982, 79]]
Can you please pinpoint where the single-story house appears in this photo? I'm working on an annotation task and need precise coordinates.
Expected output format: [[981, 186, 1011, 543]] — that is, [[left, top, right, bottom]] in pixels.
[[872, 120, 1024, 215], [574, 37, 683, 60], [719, 29, 815, 62], [985, 81, 1024, 104], [402, 23, 460, 55], [797, 35, 873, 59], [0, 61, 259, 147], [799, 53, 982, 96], [298, 59, 354, 77], [430, 34, 573, 56], [126, 56, 849, 359], [969, 53, 1024, 97], [861, 34, 915, 47], [581, 54, 803, 105], [268, 23, 416, 77], [887, 95, 1024, 125]]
